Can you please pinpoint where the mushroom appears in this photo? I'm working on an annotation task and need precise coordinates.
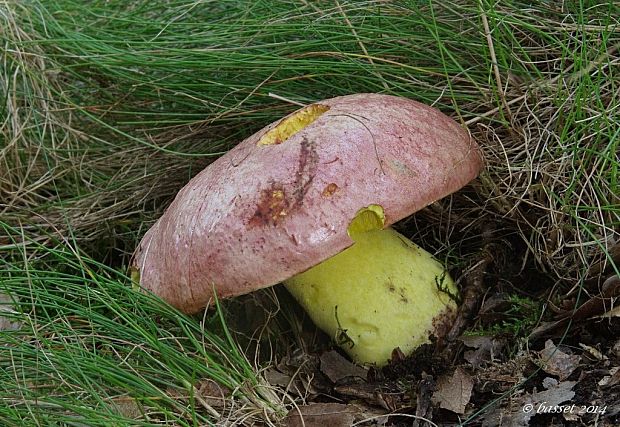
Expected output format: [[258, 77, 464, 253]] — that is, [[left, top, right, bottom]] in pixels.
[[131, 93, 483, 366]]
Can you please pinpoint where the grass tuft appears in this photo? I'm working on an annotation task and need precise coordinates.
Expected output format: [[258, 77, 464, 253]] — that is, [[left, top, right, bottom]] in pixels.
[[1, 0, 619, 424], [0, 222, 286, 425]]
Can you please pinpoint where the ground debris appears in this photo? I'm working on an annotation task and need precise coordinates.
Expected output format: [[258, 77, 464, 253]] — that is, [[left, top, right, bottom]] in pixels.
[[284, 403, 356, 427], [530, 274, 620, 340], [270, 351, 329, 398], [283, 402, 387, 427], [431, 367, 473, 415], [320, 350, 368, 383], [579, 343, 606, 361], [476, 356, 529, 394], [598, 367, 620, 388], [461, 335, 505, 368], [613, 338, 620, 358], [0, 293, 22, 332], [264, 367, 292, 388], [166, 378, 231, 411], [334, 382, 406, 412], [538, 340, 581, 380], [481, 379, 576, 427], [104, 396, 143, 419]]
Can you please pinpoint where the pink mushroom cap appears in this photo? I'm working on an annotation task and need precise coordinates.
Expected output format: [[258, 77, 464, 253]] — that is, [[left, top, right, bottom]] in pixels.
[[132, 93, 483, 313]]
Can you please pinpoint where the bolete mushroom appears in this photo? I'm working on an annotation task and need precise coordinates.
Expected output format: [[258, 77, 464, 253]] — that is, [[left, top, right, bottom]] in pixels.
[[131, 93, 483, 366]]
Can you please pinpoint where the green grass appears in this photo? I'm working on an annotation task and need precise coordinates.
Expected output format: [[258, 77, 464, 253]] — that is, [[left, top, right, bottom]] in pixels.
[[1, 0, 619, 424], [0, 222, 284, 425]]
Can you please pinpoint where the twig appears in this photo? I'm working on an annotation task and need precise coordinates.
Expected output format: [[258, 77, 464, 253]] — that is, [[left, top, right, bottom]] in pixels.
[[267, 93, 307, 107]]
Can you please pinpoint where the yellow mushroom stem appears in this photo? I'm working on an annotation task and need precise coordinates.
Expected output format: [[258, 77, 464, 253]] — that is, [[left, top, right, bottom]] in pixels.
[[284, 205, 459, 366]]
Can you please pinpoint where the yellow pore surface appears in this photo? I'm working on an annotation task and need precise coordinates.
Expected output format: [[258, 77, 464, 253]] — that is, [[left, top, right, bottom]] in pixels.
[[284, 207, 457, 366], [257, 104, 330, 146]]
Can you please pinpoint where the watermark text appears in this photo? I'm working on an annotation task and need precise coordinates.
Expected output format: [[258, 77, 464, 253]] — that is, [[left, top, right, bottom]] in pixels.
[[522, 402, 607, 415]]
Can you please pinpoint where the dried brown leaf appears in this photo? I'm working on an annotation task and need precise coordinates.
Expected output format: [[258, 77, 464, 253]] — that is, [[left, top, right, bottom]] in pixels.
[[599, 367, 620, 388], [579, 343, 606, 361], [320, 350, 367, 383], [284, 403, 357, 427], [195, 378, 230, 409], [106, 396, 142, 419], [599, 304, 620, 319], [539, 340, 580, 380], [431, 367, 473, 414], [462, 335, 504, 368], [264, 367, 292, 387]]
